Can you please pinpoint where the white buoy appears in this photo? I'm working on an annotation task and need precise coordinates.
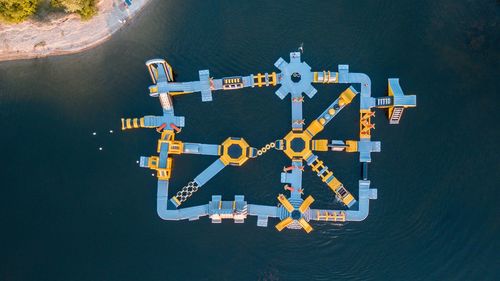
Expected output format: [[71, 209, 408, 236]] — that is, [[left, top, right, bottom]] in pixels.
[[109, 130, 114, 133], [151, 173, 154, 176], [136, 160, 139, 164], [99, 147, 103, 151], [93, 132, 97, 136]]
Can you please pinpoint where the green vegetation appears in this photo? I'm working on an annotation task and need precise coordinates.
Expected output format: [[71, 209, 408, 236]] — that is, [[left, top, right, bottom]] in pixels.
[[0, 0, 97, 23], [0, 0, 40, 23], [51, 0, 96, 20]]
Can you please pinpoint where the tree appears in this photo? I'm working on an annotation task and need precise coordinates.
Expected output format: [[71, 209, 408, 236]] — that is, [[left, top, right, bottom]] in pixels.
[[51, 0, 96, 19], [0, 0, 40, 23]]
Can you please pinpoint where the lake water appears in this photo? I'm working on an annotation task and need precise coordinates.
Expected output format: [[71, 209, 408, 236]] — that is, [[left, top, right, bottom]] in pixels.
[[0, 0, 498, 280]]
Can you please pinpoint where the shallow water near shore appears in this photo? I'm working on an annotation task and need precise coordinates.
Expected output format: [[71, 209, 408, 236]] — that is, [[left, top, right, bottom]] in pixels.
[[0, 0, 499, 280]]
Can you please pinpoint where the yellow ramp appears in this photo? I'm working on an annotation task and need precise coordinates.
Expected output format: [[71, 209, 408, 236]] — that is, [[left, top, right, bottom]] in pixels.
[[298, 218, 313, 233], [298, 195, 315, 213], [338, 87, 357, 106], [341, 194, 356, 207], [312, 140, 329, 151], [305, 120, 324, 138], [327, 177, 342, 191], [345, 140, 358, 152], [275, 217, 294, 231], [277, 194, 295, 212]]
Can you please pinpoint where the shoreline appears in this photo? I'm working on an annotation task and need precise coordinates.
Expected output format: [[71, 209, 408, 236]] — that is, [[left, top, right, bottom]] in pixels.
[[0, 0, 151, 62]]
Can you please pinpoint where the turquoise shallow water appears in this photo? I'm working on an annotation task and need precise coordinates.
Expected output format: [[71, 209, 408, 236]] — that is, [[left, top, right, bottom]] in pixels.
[[0, 0, 499, 280]]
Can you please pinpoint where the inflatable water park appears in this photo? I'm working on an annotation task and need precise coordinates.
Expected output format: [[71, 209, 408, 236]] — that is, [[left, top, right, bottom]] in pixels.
[[121, 50, 416, 233]]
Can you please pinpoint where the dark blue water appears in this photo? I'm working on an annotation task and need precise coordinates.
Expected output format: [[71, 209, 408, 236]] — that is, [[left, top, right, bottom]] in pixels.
[[1, 0, 499, 280]]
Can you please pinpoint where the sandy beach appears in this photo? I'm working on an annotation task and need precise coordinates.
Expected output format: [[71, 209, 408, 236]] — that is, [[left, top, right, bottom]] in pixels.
[[0, 0, 151, 62]]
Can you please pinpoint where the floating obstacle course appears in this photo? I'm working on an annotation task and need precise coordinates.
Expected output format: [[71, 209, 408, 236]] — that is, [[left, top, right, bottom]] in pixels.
[[122, 51, 416, 233]]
